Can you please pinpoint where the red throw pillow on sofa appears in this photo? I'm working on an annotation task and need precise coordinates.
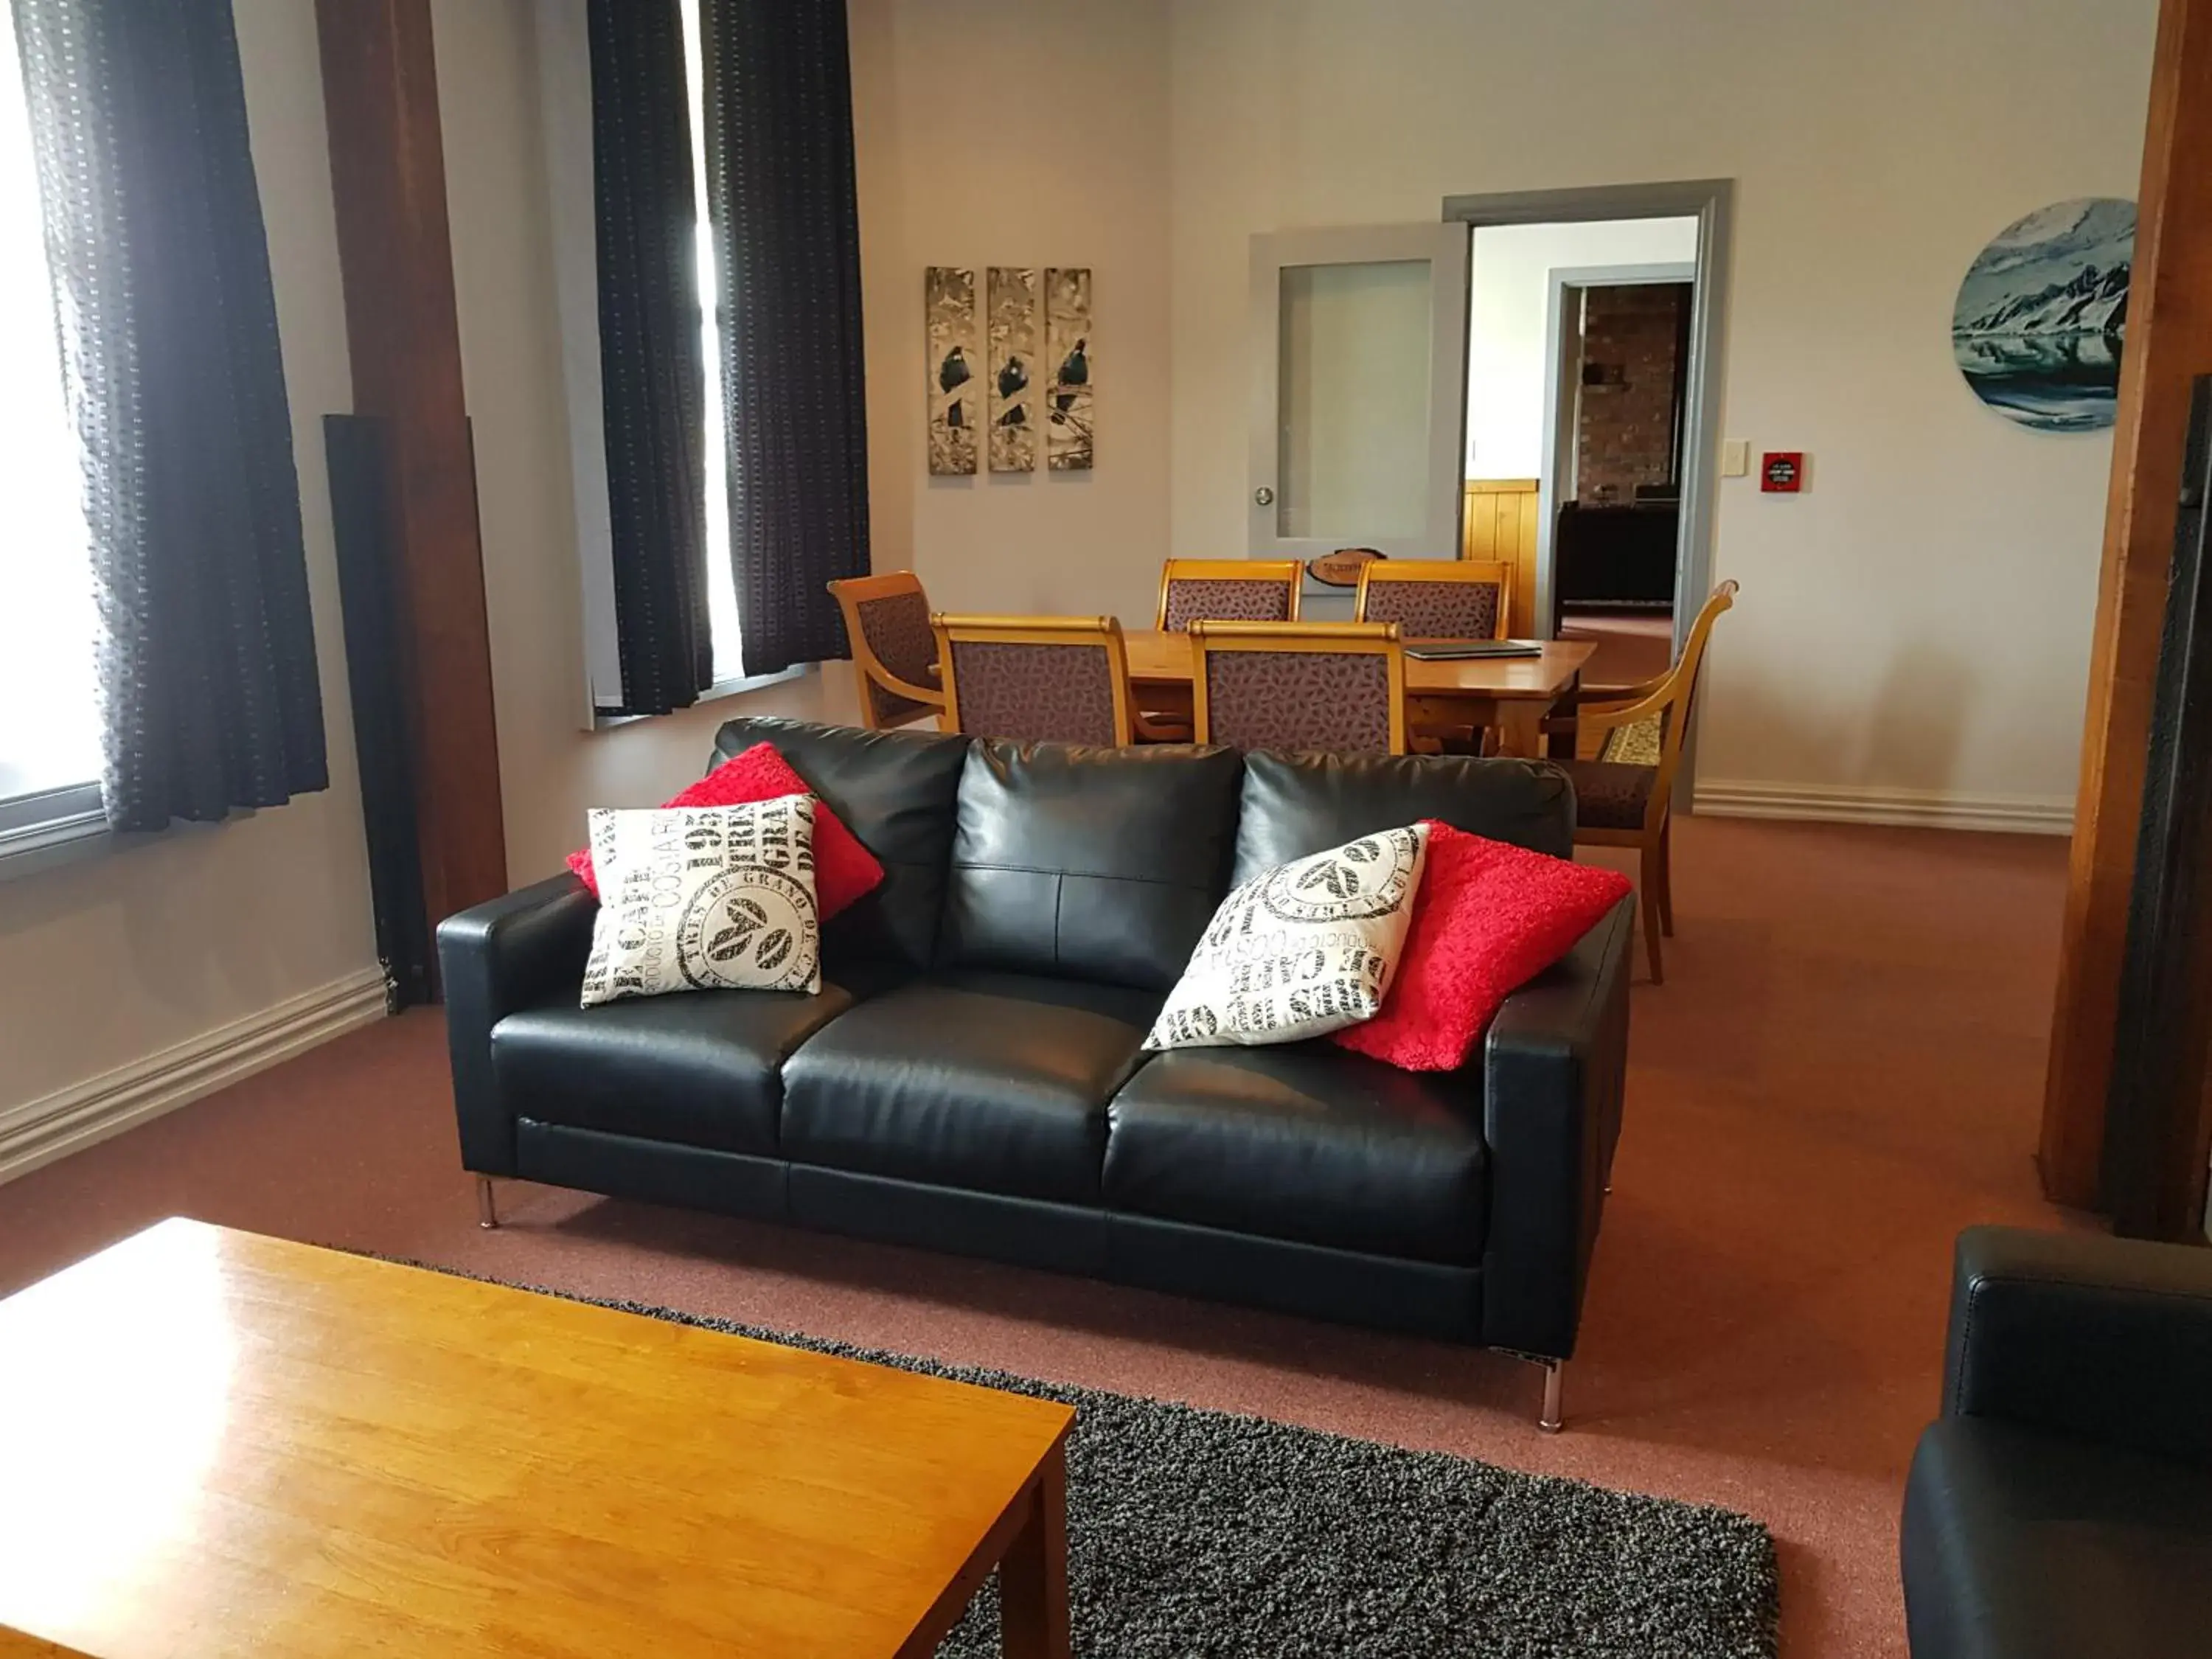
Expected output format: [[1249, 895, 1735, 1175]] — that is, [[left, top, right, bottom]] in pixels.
[[1332, 821, 1632, 1073], [565, 743, 885, 918]]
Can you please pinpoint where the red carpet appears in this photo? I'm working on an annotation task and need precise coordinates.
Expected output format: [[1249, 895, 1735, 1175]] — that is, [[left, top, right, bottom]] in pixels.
[[0, 813, 2079, 1658]]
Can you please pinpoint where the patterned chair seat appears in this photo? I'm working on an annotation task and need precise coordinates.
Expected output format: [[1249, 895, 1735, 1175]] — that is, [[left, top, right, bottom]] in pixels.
[[1559, 759, 1654, 832]]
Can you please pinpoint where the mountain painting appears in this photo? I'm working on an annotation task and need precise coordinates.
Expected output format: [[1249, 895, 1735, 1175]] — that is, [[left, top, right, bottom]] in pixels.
[[1952, 197, 2134, 432]]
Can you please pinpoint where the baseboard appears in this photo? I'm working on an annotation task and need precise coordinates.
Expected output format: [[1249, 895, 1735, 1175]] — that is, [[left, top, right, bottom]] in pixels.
[[1692, 779, 2074, 835], [0, 966, 392, 1187]]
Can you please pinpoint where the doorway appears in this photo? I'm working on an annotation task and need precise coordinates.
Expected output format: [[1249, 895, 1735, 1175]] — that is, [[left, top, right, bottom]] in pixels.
[[1446, 181, 1731, 692], [1464, 219, 1700, 676], [1544, 260, 1696, 685]]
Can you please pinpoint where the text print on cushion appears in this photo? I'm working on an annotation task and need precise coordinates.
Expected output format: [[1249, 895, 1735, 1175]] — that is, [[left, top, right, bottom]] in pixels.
[[1144, 824, 1430, 1049], [563, 742, 883, 919], [579, 796, 823, 1006]]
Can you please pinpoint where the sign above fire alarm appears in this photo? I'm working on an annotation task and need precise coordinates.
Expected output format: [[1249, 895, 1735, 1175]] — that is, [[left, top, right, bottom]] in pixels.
[[1761, 451, 1804, 493]]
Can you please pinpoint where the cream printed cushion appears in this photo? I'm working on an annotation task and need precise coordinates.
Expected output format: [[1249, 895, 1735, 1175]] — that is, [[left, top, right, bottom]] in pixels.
[[1144, 824, 1430, 1049], [579, 796, 821, 1006]]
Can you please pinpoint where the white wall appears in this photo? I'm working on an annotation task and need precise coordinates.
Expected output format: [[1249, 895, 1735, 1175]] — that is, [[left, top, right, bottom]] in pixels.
[[849, 0, 1174, 630], [0, 0, 380, 1133], [1169, 0, 2157, 817], [1466, 217, 1699, 481]]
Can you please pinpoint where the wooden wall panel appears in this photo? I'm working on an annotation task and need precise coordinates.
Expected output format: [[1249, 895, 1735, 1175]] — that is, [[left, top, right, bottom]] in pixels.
[[2041, 0, 2212, 1207], [316, 0, 509, 940], [1463, 479, 1540, 635]]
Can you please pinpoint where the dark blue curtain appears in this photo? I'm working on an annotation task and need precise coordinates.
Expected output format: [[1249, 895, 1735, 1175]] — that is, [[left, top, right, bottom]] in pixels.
[[590, 0, 712, 714], [11, 0, 326, 831], [701, 0, 870, 675]]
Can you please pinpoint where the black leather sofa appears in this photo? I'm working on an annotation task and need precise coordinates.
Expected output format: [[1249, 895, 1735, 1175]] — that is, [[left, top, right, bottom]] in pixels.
[[439, 717, 1633, 1427], [1902, 1226, 2212, 1657]]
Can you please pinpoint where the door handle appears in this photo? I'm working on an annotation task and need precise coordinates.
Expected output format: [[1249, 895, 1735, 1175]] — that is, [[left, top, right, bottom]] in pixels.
[[1253, 486, 1275, 507]]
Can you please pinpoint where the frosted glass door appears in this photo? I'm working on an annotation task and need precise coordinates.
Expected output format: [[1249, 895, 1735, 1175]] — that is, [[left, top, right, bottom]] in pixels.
[[1250, 224, 1470, 563]]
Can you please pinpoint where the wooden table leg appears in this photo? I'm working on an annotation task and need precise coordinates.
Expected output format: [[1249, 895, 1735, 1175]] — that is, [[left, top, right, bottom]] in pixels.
[[999, 1440, 1070, 1659], [1496, 700, 1547, 758]]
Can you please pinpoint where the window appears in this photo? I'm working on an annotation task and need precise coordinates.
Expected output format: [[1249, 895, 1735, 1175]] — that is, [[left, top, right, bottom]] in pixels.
[[535, 0, 751, 720], [680, 0, 742, 686], [0, 11, 99, 813]]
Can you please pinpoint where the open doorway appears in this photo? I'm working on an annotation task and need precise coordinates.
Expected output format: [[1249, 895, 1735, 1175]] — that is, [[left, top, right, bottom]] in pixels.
[[1546, 259, 1696, 686], [1462, 215, 1699, 689], [1445, 182, 1729, 710]]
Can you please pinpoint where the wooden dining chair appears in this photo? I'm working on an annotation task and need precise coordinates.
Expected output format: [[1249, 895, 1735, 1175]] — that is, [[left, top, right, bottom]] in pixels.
[[930, 613, 1145, 746], [1155, 559, 1304, 631], [1557, 580, 1739, 985], [827, 572, 947, 731], [1354, 560, 1512, 639], [1354, 560, 1514, 754], [1189, 620, 1408, 755]]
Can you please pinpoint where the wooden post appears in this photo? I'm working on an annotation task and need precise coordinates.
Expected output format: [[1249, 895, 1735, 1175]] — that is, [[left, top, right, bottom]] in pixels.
[[2041, 0, 2212, 1208], [315, 0, 508, 941]]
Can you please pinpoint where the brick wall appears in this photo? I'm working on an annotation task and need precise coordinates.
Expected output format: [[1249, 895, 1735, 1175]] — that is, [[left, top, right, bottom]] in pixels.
[[1575, 282, 1690, 505]]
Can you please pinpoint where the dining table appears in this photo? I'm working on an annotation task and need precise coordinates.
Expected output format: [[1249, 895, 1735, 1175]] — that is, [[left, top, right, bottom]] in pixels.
[[1119, 629, 1598, 757]]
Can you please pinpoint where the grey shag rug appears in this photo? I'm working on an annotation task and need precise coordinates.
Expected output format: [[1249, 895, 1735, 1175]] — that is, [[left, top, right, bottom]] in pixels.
[[392, 1262, 1778, 1657]]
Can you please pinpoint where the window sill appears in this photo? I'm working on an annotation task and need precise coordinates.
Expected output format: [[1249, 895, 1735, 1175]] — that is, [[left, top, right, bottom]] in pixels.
[[590, 664, 807, 731], [0, 781, 109, 883]]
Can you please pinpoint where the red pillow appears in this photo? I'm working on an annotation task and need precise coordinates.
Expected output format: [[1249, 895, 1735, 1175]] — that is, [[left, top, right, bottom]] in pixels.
[[1332, 821, 1632, 1072], [565, 743, 885, 919]]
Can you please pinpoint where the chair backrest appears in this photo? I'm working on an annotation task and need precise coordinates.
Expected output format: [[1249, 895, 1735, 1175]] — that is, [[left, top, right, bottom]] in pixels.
[[1354, 560, 1512, 639], [1591, 580, 1738, 823], [931, 613, 1136, 747], [1189, 620, 1407, 755], [1156, 559, 1304, 632], [828, 572, 945, 730]]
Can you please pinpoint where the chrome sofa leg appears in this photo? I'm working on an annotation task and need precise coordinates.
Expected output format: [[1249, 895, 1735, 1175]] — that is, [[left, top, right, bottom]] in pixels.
[[476, 1176, 498, 1230], [1539, 1360, 1565, 1434]]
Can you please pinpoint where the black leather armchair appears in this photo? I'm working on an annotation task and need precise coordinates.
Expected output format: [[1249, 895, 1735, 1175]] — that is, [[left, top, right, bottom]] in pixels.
[[1901, 1226, 2212, 1658]]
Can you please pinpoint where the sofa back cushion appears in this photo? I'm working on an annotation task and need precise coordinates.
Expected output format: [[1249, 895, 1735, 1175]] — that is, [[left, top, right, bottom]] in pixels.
[[1231, 751, 1573, 886], [941, 741, 1244, 990], [712, 717, 970, 972]]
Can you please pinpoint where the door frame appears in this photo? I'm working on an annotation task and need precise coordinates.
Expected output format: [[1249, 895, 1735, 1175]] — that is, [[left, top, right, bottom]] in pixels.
[[1539, 260, 1699, 636], [1442, 181, 1733, 664]]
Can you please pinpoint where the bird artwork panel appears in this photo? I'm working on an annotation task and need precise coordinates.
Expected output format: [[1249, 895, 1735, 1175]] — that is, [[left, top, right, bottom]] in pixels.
[[1045, 266, 1093, 471], [987, 267, 1039, 472], [925, 265, 978, 475]]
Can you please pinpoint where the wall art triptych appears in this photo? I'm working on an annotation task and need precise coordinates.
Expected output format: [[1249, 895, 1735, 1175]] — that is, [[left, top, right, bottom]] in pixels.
[[926, 264, 1091, 475]]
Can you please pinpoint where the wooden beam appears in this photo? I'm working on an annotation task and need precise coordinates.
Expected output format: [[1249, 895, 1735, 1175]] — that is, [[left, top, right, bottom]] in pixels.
[[314, 0, 508, 936], [2042, 0, 2212, 1206]]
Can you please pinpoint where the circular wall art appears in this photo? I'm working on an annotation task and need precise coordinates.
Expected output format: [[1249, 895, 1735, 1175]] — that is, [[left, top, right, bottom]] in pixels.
[[1952, 197, 2135, 432]]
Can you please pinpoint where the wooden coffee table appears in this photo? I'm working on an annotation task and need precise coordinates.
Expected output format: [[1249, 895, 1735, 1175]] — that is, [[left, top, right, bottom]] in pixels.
[[0, 1220, 1074, 1658]]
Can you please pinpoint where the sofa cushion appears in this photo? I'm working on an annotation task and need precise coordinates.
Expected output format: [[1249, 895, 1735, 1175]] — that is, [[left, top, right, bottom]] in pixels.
[[780, 971, 1161, 1204], [1145, 824, 1430, 1049], [563, 742, 885, 917], [1232, 750, 1573, 884], [493, 981, 858, 1156], [712, 717, 970, 973], [1103, 1044, 1489, 1265], [939, 740, 1243, 990], [1902, 1417, 2212, 1659], [577, 798, 824, 1006], [1332, 822, 1633, 1071]]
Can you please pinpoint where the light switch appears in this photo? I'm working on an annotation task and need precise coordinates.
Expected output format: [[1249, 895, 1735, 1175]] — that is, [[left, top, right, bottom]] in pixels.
[[1721, 441, 1750, 478]]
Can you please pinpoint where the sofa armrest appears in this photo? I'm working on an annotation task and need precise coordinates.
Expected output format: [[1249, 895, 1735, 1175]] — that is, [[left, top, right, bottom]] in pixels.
[[436, 873, 598, 1175], [1942, 1225, 2212, 1464], [1478, 894, 1633, 1360]]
